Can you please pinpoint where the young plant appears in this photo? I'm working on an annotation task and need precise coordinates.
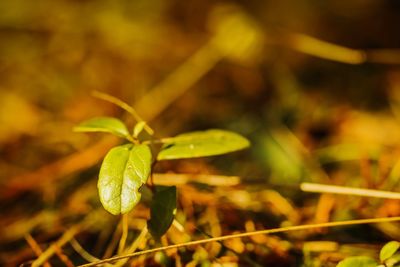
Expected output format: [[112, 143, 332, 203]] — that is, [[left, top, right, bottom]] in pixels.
[[74, 92, 250, 239]]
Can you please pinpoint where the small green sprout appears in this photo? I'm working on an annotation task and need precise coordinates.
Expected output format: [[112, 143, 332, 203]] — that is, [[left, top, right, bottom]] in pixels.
[[74, 92, 250, 238]]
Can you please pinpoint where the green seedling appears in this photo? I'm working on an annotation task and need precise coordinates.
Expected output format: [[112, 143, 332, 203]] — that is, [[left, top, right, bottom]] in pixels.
[[74, 92, 250, 239]]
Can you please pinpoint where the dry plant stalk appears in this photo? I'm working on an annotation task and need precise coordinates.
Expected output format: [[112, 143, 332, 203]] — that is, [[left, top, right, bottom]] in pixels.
[[78, 216, 400, 267], [301, 182, 400, 199]]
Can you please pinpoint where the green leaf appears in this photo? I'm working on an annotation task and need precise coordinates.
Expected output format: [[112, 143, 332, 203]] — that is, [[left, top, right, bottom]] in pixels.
[[98, 144, 152, 215], [148, 186, 177, 239], [336, 256, 377, 267], [380, 241, 400, 262], [261, 129, 305, 185], [74, 116, 130, 138], [385, 253, 400, 266], [133, 121, 146, 138], [157, 129, 250, 160]]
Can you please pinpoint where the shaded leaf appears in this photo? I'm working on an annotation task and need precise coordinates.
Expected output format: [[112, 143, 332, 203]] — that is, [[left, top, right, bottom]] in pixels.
[[260, 129, 305, 184], [98, 144, 152, 215], [336, 256, 377, 267], [74, 116, 130, 138], [157, 129, 250, 160], [380, 241, 400, 262], [148, 186, 177, 239]]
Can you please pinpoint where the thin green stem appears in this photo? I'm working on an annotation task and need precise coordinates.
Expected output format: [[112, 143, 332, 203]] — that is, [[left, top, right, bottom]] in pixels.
[[125, 134, 139, 144], [142, 137, 174, 145], [91, 90, 154, 136], [70, 238, 100, 263], [118, 214, 129, 255], [114, 226, 148, 267]]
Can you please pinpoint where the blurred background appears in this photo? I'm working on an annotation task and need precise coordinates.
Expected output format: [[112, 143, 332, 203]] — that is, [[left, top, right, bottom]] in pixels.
[[1, 0, 400, 266]]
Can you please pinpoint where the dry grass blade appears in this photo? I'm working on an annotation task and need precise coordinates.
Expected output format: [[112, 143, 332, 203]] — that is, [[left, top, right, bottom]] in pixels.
[[25, 234, 52, 267], [133, 39, 221, 121], [70, 238, 100, 263], [285, 32, 400, 65], [53, 246, 74, 267], [30, 211, 100, 267], [301, 183, 400, 199], [152, 173, 240, 186], [31, 226, 81, 267], [286, 33, 366, 64], [77, 216, 400, 267], [2, 136, 118, 199]]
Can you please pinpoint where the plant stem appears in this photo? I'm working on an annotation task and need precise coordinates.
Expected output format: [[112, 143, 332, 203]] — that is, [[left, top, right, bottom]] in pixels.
[[118, 214, 129, 255], [114, 226, 148, 267], [301, 183, 400, 199], [70, 238, 100, 263], [91, 90, 154, 136], [142, 137, 174, 145], [125, 134, 139, 145]]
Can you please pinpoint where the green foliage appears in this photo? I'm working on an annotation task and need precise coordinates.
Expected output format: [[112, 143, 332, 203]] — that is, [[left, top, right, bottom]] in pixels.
[[260, 129, 305, 184], [74, 116, 130, 138], [157, 129, 250, 160], [75, 94, 250, 238], [98, 144, 152, 215], [337, 241, 400, 267], [380, 241, 400, 262], [148, 186, 177, 240], [385, 254, 400, 267], [336, 256, 377, 267]]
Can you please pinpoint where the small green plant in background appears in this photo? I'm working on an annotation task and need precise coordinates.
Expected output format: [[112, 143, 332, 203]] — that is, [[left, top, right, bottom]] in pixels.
[[337, 241, 400, 267], [74, 92, 250, 239]]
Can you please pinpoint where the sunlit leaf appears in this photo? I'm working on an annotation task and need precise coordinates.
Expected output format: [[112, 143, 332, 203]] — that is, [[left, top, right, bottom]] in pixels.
[[336, 256, 377, 267], [385, 253, 400, 267], [157, 129, 250, 160], [74, 116, 130, 138], [148, 186, 177, 239], [98, 144, 152, 215], [133, 121, 147, 138], [380, 241, 400, 262]]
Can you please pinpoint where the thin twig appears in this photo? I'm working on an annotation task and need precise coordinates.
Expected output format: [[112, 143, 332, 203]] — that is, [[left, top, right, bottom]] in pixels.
[[78, 216, 400, 267], [25, 234, 52, 267], [31, 212, 100, 267], [301, 183, 400, 199], [31, 226, 81, 267], [53, 245, 74, 267]]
